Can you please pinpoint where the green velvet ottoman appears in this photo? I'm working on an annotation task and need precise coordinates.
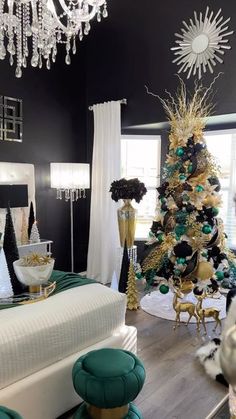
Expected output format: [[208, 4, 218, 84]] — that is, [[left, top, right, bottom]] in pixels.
[[72, 348, 146, 419], [0, 406, 22, 419]]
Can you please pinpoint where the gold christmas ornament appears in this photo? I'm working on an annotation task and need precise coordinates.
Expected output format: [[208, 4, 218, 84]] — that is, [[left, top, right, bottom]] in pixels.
[[179, 280, 194, 294], [194, 261, 214, 281], [203, 194, 222, 207]]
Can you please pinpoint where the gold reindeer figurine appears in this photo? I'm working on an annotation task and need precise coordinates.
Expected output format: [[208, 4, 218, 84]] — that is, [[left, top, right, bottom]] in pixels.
[[196, 292, 221, 335], [172, 287, 198, 330]]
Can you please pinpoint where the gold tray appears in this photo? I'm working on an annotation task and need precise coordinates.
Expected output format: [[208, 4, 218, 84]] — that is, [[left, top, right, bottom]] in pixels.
[[0, 281, 56, 306]]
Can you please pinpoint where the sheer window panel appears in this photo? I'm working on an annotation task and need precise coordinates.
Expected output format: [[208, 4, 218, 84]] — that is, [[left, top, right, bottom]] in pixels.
[[121, 136, 161, 240], [205, 131, 236, 249]]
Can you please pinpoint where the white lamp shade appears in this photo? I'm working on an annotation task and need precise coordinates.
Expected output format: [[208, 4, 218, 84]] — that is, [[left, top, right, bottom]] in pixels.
[[50, 163, 90, 189]]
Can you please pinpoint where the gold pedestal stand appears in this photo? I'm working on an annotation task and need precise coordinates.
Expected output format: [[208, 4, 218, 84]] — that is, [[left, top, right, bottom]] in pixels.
[[29, 285, 41, 293]]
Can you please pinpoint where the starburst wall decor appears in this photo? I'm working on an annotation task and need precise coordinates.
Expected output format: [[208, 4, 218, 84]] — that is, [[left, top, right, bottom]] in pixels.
[[171, 7, 234, 79]]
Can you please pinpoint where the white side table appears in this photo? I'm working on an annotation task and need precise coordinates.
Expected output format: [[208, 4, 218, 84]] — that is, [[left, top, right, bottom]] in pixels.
[[17, 240, 53, 258]]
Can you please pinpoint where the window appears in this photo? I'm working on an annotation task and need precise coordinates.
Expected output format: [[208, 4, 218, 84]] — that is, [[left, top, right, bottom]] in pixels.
[[121, 135, 161, 239], [205, 130, 236, 249]]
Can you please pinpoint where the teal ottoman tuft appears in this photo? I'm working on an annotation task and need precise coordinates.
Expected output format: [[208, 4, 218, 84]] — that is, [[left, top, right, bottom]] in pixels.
[[0, 406, 22, 419], [72, 348, 146, 419]]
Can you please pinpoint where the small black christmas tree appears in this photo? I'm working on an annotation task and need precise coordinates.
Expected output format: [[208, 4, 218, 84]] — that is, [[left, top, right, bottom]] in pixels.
[[3, 206, 26, 295], [119, 241, 130, 293], [28, 201, 35, 239]]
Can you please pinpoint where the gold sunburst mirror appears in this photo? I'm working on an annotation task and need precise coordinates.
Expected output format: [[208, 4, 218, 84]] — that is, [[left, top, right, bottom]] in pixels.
[[171, 7, 234, 79]]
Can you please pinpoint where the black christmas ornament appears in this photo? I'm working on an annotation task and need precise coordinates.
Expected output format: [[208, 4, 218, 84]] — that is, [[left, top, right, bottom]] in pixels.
[[157, 182, 169, 196], [193, 287, 204, 296], [187, 137, 195, 147], [209, 246, 221, 257], [179, 166, 186, 174], [151, 221, 163, 234], [208, 176, 221, 192], [161, 203, 168, 212], [186, 203, 195, 213], [182, 154, 190, 162], [174, 241, 193, 257], [208, 278, 219, 293], [182, 183, 193, 191], [194, 143, 205, 152]]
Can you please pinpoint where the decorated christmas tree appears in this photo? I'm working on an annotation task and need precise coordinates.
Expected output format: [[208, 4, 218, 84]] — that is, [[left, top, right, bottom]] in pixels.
[[142, 80, 236, 294], [126, 260, 139, 310], [30, 221, 40, 243]]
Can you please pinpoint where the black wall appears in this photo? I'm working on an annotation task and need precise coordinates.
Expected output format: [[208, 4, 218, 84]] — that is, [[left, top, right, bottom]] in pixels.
[[85, 0, 236, 128], [0, 50, 88, 272], [2, 0, 236, 273]]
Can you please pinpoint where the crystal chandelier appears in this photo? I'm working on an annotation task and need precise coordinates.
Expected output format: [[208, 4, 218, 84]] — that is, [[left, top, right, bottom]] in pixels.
[[0, 0, 107, 78]]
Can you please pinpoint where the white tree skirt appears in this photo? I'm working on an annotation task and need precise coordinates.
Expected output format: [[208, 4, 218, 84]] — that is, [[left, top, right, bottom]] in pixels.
[[140, 290, 226, 323]]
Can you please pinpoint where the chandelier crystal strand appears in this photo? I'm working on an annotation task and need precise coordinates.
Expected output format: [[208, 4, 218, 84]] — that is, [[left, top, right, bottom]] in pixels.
[[0, 0, 108, 77]]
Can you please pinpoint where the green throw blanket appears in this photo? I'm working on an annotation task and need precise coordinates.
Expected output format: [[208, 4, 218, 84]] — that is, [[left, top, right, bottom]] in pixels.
[[0, 270, 97, 310]]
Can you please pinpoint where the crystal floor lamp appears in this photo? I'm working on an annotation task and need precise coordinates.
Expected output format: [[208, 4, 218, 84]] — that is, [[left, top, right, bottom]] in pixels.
[[50, 163, 90, 272]]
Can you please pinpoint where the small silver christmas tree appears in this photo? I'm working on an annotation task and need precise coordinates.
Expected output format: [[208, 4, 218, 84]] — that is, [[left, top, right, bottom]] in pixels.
[[30, 221, 40, 243]]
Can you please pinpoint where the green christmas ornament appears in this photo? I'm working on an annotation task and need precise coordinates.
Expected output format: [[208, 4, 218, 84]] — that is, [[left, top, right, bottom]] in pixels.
[[179, 174, 186, 182], [182, 194, 190, 202], [136, 272, 142, 280], [212, 207, 219, 216], [174, 269, 181, 276], [215, 271, 224, 281], [176, 257, 186, 265], [176, 147, 184, 157], [157, 233, 164, 243], [195, 185, 204, 192], [188, 163, 193, 173], [160, 197, 165, 203], [202, 224, 212, 234], [201, 252, 208, 258], [159, 284, 169, 294], [175, 224, 187, 236]]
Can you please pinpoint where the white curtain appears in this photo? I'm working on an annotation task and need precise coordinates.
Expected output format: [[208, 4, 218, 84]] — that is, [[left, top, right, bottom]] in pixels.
[[87, 101, 121, 284]]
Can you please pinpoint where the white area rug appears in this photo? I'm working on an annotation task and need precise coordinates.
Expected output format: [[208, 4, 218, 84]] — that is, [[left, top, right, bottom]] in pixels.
[[140, 290, 226, 323]]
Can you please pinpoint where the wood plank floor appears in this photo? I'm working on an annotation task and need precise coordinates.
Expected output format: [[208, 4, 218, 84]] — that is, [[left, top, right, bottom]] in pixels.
[[126, 305, 227, 419], [61, 293, 229, 419]]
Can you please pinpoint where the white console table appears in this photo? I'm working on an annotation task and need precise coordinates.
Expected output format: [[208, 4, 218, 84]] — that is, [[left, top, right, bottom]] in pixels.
[[17, 240, 53, 258]]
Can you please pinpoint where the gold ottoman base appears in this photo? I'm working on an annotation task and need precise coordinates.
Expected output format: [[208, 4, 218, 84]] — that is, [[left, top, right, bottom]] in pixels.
[[88, 404, 129, 419]]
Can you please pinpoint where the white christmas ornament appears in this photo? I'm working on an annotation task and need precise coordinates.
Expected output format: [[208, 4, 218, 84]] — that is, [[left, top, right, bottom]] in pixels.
[[0, 247, 13, 298]]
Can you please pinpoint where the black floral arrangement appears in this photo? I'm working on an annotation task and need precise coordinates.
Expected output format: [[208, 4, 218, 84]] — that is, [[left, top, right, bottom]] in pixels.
[[110, 178, 147, 203]]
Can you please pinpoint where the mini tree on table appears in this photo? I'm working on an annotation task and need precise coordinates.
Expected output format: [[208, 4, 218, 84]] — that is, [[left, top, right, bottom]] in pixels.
[[142, 79, 236, 294], [21, 208, 28, 245], [3, 206, 26, 295], [126, 260, 139, 310], [30, 221, 40, 243], [28, 201, 35, 239]]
